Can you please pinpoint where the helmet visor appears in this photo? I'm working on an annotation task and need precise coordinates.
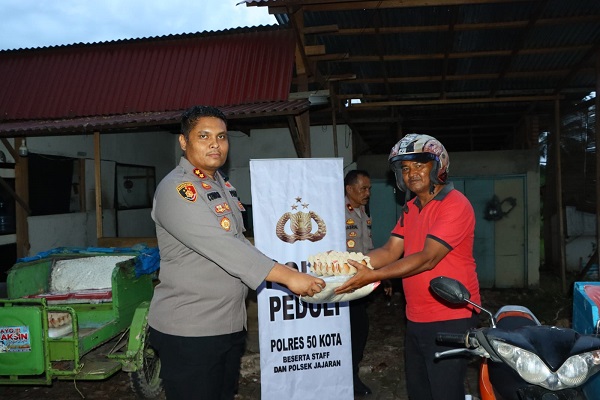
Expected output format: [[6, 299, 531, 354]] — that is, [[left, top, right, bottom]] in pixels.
[[389, 152, 438, 165]]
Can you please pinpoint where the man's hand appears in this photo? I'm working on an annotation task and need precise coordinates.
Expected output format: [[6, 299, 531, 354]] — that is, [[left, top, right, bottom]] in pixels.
[[334, 259, 376, 294]]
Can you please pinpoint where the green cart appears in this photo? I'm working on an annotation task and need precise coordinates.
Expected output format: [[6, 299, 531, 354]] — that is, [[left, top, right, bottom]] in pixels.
[[0, 250, 162, 398]]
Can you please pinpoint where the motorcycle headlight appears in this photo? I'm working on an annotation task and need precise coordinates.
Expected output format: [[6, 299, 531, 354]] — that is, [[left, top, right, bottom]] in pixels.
[[491, 340, 550, 384], [558, 355, 588, 386], [490, 340, 600, 391]]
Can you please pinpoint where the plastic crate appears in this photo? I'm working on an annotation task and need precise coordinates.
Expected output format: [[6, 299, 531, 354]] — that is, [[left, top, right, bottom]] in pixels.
[[572, 282, 600, 396], [573, 282, 600, 334]]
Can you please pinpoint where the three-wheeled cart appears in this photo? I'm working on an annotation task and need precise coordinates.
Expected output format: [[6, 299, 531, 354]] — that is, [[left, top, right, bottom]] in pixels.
[[0, 250, 162, 398]]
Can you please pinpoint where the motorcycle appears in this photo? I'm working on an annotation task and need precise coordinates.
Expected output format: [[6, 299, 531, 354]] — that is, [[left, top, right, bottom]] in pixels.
[[429, 276, 600, 400]]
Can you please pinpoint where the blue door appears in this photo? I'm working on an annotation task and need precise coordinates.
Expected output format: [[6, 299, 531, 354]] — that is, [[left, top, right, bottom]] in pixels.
[[454, 179, 496, 288], [369, 178, 402, 248]]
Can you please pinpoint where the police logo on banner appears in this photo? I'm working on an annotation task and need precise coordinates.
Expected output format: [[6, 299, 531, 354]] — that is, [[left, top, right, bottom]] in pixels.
[[250, 158, 352, 400]]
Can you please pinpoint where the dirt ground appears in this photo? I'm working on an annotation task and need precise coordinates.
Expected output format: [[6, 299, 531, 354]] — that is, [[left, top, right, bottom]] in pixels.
[[0, 266, 576, 400]]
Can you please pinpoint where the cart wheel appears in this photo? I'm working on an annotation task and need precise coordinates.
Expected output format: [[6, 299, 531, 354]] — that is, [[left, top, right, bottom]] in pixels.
[[130, 327, 163, 399]]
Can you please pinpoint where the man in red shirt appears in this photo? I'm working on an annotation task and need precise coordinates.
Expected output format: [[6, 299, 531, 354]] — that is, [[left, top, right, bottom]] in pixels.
[[336, 133, 480, 400]]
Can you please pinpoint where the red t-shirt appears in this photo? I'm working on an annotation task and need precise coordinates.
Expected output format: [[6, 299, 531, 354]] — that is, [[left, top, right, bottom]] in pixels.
[[392, 184, 481, 322]]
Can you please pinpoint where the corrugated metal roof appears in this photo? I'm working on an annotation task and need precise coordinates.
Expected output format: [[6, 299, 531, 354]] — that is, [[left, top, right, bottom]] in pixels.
[[0, 100, 310, 137], [245, 0, 600, 153], [0, 26, 296, 122]]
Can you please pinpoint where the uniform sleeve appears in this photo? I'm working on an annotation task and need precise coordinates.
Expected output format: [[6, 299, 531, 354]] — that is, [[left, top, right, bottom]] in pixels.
[[427, 191, 475, 250], [152, 179, 274, 289]]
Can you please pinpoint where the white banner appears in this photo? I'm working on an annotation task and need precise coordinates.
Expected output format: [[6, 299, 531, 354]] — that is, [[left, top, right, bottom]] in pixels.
[[250, 158, 352, 400]]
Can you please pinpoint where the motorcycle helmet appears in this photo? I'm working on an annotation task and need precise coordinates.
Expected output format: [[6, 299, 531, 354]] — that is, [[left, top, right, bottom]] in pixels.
[[388, 133, 449, 193], [389, 133, 450, 225]]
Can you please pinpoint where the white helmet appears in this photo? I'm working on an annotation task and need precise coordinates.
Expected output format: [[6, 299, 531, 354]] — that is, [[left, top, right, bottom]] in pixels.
[[388, 133, 450, 192]]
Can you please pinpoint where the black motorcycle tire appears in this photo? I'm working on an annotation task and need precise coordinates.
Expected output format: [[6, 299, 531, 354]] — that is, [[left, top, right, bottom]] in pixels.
[[129, 326, 163, 399]]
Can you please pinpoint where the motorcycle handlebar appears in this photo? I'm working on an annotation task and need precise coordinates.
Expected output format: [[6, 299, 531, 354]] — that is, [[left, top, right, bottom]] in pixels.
[[436, 332, 466, 346]]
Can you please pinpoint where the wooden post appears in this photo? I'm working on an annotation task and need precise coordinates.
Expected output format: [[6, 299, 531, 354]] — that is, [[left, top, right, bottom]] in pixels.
[[79, 159, 86, 211], [94, 132, 103, 239], [14, 137, 30, 258], [596, 53, 600, 275], [330, 83, 339, 158], [295, 112, 311, 158], [554, 99, 567, 293]]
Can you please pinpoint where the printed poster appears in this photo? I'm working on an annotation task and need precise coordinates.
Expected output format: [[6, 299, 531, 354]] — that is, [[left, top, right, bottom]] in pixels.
[[250, 158, 353, 400], [0, 326, 31, 352]]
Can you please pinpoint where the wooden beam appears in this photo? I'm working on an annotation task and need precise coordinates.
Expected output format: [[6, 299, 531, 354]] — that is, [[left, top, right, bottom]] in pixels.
[[347, 69, 574, 84], [348, 94, 561, 107], [336, 93, 364, 100], [290, 8, 312, 78], [255, 0, 531, 10], [303, 24, 339, 34], [304, 45, 326, 56], [308, 52, 349, 61], [287, 112, 311, 158], [328, 73, 357, 81], [293, 0, 534, 12], [308, 15, 600, 35], [332, 46, 593, 62], [345, 88, 576, 100]]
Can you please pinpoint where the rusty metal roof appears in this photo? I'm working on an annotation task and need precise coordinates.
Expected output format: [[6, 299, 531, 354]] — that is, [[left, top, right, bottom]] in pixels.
[[244, 0, 600, 154], [0, 25, 297, 125], [0, 100, 310, 137]]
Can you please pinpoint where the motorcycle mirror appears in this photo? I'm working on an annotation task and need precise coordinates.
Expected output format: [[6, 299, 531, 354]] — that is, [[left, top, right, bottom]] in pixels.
[[430, 276, 496, 327], [430, 276, 471, 304]]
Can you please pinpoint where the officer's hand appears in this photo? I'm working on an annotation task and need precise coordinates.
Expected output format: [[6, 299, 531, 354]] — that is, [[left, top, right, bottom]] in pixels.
[[287, 271, 325, 297], [266, 263, 325, 296]]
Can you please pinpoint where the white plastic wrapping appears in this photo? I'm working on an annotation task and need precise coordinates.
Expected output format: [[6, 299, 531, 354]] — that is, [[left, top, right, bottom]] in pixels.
[[50, 256, 135, 292]]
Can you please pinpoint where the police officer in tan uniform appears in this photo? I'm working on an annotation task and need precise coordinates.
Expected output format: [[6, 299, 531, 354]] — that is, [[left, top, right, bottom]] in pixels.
[[344, 169, 375, 396], [148, 105, 325, 400]]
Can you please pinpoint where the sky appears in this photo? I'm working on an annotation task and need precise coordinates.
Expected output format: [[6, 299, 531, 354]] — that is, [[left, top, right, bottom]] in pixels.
[[0, 0, 277, 51]]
